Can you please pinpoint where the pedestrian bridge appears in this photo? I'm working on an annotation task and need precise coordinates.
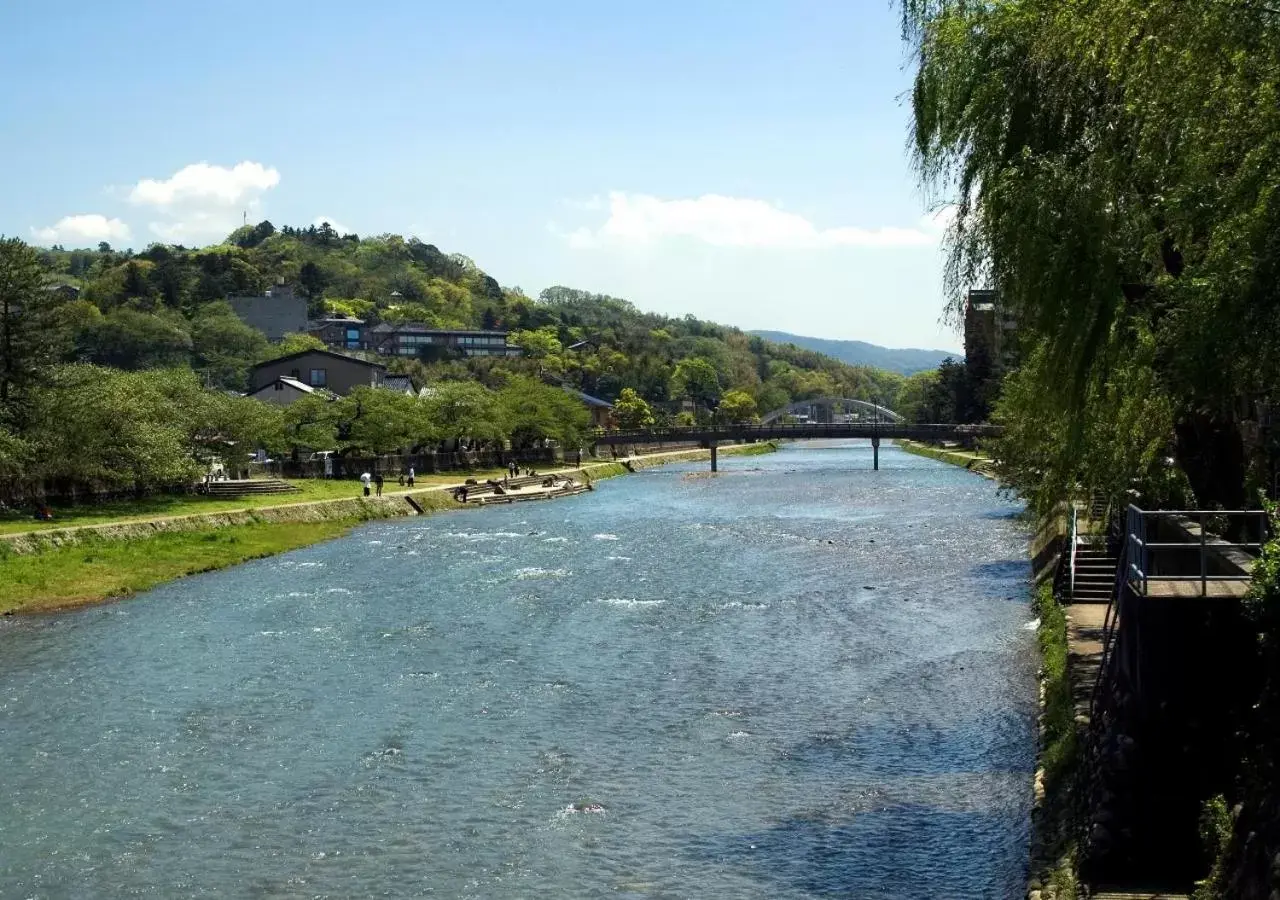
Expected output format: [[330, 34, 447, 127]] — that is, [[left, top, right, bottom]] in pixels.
[[592, 421, 999, 445], [591, 422, 1001, 469]]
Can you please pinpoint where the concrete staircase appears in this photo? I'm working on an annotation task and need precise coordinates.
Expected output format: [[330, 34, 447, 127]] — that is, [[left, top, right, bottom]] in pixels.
[[1071, 544, 1120, 604], [200, 479, 300, 500]]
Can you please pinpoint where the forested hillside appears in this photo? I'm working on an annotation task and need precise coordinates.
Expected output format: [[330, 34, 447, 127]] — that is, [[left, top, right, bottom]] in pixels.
[[32, 221, 903, 407], [749, 330, 954, 375], [0, 224, 904, 498]]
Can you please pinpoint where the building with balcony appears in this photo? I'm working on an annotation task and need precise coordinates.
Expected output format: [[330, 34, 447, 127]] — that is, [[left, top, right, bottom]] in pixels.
[[367, 323, 521, 359], [308, 317, 366, 351]]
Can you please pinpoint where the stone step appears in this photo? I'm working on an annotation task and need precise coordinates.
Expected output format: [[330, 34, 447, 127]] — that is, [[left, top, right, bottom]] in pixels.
[[202, 479, 300, 497]]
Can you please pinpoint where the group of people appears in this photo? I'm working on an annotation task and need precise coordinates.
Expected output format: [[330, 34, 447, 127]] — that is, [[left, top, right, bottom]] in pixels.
[[359, 467, 415, 498], [506, 461, 538, 479]]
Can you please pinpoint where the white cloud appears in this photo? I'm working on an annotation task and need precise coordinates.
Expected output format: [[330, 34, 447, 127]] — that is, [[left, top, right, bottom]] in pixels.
[[129, 161, 280, 208], [30, 214, 132, 246], [128, 160, 281, 242], [314, 216, 354, 236], [560, 192, 943, 250]]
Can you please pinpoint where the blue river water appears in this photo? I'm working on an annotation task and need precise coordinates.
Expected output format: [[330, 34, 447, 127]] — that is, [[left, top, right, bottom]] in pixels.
[[0, 441, 1036, 898]]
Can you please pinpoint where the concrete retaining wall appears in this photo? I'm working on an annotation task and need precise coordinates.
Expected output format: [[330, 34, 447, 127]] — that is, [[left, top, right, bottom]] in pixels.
[[0, 444, 767, 556]]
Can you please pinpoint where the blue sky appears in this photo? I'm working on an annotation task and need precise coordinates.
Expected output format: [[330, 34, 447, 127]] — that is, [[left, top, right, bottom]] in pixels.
[[1, 1, 961, 351]]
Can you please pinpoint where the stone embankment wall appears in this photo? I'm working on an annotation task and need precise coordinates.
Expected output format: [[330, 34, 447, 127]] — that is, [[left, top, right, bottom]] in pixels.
[[0, 445, 764, 556]]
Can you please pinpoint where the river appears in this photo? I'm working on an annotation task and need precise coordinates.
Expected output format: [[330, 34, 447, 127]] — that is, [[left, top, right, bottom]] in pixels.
[[0, 441, 1036, 898]]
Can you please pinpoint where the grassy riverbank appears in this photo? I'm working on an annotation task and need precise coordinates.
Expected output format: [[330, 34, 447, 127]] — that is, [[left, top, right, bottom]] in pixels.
[[0, 521, 359, 614], [0, 470, 511, 536], [1028, 581, 1082, 900], [0, 443, 775, 614], [896, 440, 997, 477]]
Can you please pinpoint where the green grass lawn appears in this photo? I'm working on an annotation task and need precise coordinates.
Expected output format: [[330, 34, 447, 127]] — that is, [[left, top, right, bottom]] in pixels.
[[0, 521, 359, 613], [0, 470, 511, 536]]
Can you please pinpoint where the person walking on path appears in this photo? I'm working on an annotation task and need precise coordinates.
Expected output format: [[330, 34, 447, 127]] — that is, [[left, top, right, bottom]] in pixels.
[[375, 473, 384, 497], [359, 471, 372, 497], [407, 466, 415, 488]]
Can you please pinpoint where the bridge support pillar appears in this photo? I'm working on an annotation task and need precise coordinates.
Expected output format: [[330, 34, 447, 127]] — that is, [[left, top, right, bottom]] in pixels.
[[872, 436, 880, 471], [710, 442, 718, 473]]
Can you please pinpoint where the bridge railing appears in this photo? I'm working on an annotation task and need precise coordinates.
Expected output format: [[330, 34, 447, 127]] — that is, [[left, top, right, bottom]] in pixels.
[[591, 422, 998, 441]]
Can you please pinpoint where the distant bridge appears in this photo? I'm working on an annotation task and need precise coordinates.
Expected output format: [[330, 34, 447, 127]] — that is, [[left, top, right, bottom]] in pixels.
[[591, 422, 1000, 470], [759, 397, 905, 425]]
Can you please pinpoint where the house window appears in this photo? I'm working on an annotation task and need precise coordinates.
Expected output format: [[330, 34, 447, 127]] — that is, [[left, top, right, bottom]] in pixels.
[[346, 328, 360, 341], [290, 368, 301, 380], [274, 380, 284, 391], [309, 368, 327, 387]]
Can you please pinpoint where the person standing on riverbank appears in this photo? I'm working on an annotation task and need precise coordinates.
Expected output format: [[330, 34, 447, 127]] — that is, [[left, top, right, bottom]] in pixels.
[[407, 466, 415, 488], [374, 473, 384, 497], [360, 471, 372, 497]]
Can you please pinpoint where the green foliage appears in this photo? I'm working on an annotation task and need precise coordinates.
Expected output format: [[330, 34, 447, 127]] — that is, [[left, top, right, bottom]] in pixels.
[[613, 387, 655, 430], [1035, 582, 1077, 788], [192, 304, 268, 389], [336, 386, 434, 454], [904, 0, 1280, 507], [421, 380, 505, 443], [0, 237, 66, 422], [281, 393, 341, 452], [497, 377, 590, 449], [269, 333, 327, 358], [718, 389, 759, 423], [671, 357, 722, 410], [1192, 795, 1233, 900], [993, 329, 1192, 514], [79, 308, 193, 370]]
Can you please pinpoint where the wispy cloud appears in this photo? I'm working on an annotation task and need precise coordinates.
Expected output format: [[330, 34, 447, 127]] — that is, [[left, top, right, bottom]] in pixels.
[[129, 161, 281, 242], [558, 192, 947, 250], [30, 214, 132, 246]]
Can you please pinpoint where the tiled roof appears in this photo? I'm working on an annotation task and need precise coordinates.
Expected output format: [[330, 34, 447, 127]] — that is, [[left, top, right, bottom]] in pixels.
[[380, 375, 415, 394]]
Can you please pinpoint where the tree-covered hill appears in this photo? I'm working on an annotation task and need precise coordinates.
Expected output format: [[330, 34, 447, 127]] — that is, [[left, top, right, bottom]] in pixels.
[[749, 330, 956, 375], [30, 221, 906, 411], [0, 226, 907, 498]]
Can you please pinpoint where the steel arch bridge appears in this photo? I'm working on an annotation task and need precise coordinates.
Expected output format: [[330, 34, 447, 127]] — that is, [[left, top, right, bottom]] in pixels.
[[759, 397, 905, 425]]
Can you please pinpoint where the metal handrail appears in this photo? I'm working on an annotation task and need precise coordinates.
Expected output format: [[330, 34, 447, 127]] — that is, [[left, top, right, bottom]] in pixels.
[[1125, 505, 1269, 597], [1070, 502, 1079, 598]]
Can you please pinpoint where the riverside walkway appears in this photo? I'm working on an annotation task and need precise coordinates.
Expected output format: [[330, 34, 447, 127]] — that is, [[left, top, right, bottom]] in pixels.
[[0, 445, 752, 553]]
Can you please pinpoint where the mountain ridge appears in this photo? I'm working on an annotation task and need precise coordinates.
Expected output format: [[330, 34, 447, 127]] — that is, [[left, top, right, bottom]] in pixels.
[[748, 330, 958, 375]]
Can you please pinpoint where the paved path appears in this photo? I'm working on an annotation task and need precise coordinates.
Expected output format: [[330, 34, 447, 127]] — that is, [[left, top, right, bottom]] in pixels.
[[1066, 602, 1110, 719], [0, 446, 742, 546]]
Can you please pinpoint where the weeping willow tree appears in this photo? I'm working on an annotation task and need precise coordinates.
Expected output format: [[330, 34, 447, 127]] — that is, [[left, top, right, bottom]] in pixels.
[[902, 0, 1280, 510]]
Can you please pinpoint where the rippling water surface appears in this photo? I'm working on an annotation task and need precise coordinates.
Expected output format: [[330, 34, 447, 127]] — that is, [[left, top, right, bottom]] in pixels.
[[0, 441, 1035, 898]]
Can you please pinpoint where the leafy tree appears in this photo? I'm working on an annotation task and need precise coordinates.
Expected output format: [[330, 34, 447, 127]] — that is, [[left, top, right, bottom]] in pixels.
[[613, 387, 655, 429], [192, 304, 269, 389], [671, 357, 723, 411], [895, 369, 941, 424], [509, 327, 562, 359], [298, 260, 327, 298], [26, 366, 203, 491], [337, 386, 434, 454], [0, 237, 66, 422], [718, 389, 758, 423], [904, 0, 1280, 506], [79, 308, 193, 370], [498, 377, 590, 449], [421, 380, 506, 444], [282, 393, 341, 452]]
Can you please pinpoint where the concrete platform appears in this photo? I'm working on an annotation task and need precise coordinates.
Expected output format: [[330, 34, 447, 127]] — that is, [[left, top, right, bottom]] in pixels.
[[1138, 578, 1251, 599]]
